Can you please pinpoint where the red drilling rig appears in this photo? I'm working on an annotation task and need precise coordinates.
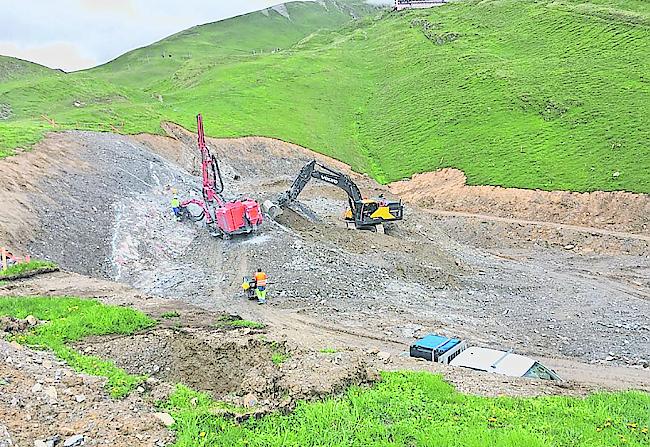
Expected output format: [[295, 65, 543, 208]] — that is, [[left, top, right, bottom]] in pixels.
[[179, 114, 263, 239]]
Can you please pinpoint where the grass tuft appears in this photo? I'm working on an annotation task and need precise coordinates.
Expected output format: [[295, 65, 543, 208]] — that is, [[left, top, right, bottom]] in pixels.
[[0, 296, 156, 397], [224, 319, 266, 330], [271, 352, 289, 366], [0, 260, 57, 280], [161, 311, 181, 319]]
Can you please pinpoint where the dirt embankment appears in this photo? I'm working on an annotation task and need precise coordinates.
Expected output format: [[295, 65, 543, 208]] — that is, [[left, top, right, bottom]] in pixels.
[[0, 134, 90, 251], [390, 169, 650, 235]]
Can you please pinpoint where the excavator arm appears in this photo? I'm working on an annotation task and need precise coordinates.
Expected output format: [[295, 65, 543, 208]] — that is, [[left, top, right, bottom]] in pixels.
[[278, 160, 363, 208]]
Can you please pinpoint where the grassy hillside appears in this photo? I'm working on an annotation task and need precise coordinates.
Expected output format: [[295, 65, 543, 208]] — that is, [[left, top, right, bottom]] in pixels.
[[0, 55, 54, 82], [91, 0, 378, 85], [0, 0, 648, 192], [165, 371, 650, 447]]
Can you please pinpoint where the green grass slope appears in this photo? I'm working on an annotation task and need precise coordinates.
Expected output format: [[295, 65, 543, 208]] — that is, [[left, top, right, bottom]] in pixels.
[[0, 55, 54, 82], [164, 371, 650, 447], [91, 0, 379, 86], [0, 0, 648, 193], [0, 0, 377, 157]]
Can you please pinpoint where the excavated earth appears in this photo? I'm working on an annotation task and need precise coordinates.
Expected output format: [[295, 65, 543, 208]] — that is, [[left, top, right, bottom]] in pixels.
[[1, 127, 649, 444]]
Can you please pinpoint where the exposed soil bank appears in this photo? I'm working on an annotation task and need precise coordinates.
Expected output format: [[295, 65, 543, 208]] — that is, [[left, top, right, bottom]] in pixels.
[[390, 169, 650, 235]]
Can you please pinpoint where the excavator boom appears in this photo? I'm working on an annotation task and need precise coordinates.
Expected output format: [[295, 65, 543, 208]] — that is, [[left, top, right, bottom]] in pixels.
[[279, 161, 362, 206]]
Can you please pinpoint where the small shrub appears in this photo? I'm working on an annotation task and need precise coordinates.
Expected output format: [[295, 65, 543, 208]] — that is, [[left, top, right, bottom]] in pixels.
[[161, 311, 180, 319]]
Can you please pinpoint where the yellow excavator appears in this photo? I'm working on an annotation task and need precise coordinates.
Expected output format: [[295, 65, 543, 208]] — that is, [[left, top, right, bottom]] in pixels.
[[269, 160, 403, 233]]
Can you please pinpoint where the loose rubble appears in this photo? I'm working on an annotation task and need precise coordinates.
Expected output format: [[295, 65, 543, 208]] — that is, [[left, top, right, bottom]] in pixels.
[[0, 340, 173, 447]]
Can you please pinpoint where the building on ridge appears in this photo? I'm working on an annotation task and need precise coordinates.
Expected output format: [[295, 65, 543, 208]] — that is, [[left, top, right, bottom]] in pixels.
[[394, 0, 450, 11]]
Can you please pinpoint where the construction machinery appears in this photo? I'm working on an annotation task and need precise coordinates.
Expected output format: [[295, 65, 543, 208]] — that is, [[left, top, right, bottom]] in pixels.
[[179, 114, 263, 239], [241, 276, 257, 301], [271, 160, 403, 233]]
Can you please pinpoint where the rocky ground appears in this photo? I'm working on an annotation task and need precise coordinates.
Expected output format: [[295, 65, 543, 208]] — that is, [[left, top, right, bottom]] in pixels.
[[2, 129, 649, 370], [0, 127, 649, 444], [1, 273, 587, 446], [0, 338, 173, 447]]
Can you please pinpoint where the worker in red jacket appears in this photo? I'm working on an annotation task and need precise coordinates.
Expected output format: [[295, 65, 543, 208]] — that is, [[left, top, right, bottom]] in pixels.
[[254, 268, 268, 304]]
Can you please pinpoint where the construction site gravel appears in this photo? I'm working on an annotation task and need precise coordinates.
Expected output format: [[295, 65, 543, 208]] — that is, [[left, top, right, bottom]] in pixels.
[[1, 127, 649, 443]]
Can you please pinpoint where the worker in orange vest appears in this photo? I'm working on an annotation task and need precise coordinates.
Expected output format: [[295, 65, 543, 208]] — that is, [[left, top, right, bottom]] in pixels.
[[254, 268, 268, 304]]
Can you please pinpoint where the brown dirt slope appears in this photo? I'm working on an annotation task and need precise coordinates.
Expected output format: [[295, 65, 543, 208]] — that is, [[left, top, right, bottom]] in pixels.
[[390, 169, 650, 235]]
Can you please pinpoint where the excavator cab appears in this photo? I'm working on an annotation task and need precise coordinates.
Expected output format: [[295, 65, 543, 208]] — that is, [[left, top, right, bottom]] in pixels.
[[344, 198, 403, 232]]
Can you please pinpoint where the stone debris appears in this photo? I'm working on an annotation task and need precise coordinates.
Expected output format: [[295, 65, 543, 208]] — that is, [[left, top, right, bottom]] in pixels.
[[243, 393, 258, 408], [63, 435, 84, 447], [44, 386, 58, 401], [153, 413, 175, 427], [0, 340, 173, 446], [377, 351, 392, 364], [25, 315, 38, 326], [13, 130, 650, 370], [0, 424, 13, 447]]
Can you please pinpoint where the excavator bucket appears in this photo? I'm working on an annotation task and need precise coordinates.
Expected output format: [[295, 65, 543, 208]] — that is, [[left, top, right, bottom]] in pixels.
[[262, 200, 283, 219]]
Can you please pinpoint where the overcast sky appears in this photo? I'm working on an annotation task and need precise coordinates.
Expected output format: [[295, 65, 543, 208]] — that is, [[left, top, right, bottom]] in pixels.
[[0, 0, 312, 71]]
